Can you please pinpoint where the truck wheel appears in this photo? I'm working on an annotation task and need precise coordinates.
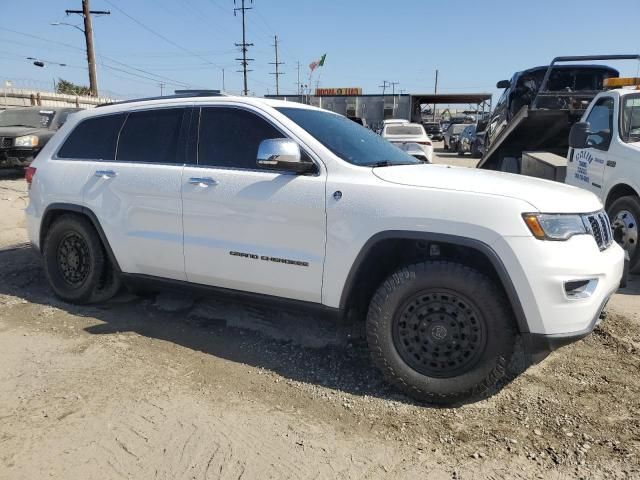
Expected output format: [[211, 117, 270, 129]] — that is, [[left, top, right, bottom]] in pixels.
[[90, 256, 122, 303], [608, 195, 640, 273], [366, 261, 515, 405], [43, 215, 106, 304]]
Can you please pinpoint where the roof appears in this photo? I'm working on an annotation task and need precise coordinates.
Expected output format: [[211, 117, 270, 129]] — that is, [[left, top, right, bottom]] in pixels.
[[518, 64, 620, 76], [409, 93, 492, 104]]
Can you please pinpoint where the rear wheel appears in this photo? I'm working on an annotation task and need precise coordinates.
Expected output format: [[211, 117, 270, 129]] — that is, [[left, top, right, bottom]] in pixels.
[[366, 261, 515, 405], [608, 195, 640, 273]]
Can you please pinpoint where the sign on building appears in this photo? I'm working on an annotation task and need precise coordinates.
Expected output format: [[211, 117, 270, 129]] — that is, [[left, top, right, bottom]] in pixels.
[[315, 87, 362, 96]]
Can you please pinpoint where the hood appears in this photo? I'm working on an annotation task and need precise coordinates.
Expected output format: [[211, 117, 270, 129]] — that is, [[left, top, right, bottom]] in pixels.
[[0, 126, 42, 137], [373, 164, 602, 213]]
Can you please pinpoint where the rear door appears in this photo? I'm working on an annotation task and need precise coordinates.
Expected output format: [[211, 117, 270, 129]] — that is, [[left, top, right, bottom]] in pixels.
[[181, 105, 326, 302], [82, 107, 190, 280], [570, 96, 614, 195]]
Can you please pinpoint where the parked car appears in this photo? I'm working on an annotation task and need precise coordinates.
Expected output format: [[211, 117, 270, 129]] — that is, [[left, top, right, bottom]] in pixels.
[[381, 122, 433, 162], [457, 124, 477, 156], [398, 142, 430, 163], [26, 92, 624, 405], [423, 122, 443, 141], [443, 123, 468, 150], [0, 107, 81, 167]]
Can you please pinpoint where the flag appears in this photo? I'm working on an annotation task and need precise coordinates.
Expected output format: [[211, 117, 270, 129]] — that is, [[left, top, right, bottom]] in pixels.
[[309, 54, 327, 72]]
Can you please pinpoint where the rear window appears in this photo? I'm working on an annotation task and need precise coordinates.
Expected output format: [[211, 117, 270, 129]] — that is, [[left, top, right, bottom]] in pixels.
[[57, 113, 125, 160], [386, 125, 424, 136], [450, 124, 468, 134], [116, 108, 185, 163]]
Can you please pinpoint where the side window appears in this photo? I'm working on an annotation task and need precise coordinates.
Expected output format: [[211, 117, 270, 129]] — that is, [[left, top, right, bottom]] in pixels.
[[585, 98, 614, 150], [117, 108, 185, 163], [198, 107, 285, 169], [57, 113, 125, 160]]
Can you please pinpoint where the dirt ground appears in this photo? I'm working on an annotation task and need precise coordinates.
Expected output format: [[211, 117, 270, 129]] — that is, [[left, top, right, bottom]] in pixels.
[[1, 160, 639, 479]]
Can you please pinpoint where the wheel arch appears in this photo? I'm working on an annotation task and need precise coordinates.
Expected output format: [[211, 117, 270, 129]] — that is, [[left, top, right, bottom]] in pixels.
[[338, 231, 530, 334], [40, 203, 121, 273], [605, 183, 640, 210]]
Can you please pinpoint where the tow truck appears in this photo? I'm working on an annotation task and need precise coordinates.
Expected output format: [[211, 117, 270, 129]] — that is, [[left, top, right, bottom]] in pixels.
[[566, 77, 640, 273]]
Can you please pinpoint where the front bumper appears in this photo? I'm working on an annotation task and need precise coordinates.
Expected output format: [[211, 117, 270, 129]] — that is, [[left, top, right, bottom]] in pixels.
[[0, 147, 38, 166], [492, 234, 624, 354]]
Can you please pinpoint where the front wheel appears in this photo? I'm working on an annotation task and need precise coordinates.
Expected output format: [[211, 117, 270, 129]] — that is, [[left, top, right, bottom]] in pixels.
[[366, 261, 515, 405], [608, 195, 640, 273]]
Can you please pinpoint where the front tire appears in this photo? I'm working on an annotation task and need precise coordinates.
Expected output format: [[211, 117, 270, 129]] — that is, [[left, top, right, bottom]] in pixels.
[[608, 195, 640, 273], [43, 215, 107, 304], [366, 261, 515, 405]]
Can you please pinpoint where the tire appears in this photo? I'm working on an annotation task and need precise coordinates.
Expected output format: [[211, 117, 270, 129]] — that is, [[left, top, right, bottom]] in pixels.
[[366, 261, 515, 405], [457, 145, 464, 156], [608, 195, 640, 273], [43, 214, 107, 304], [90, 254, 122, 302]]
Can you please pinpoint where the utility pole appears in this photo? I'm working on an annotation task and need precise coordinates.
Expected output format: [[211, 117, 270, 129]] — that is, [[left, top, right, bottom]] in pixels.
[[65, 0, 110, 97], [158, 82, 165, 96], [234, 0, 253, 96], [433, 68, 439, 121], [295, 61, 301, 96], [269, 35, 284, 95], [390, 81, 399, 114], [379, 80, 389, 96], [222, 68, 225, 91]]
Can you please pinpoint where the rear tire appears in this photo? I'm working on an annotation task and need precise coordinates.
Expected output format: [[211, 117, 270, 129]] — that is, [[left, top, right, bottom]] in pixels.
[[608, 195, 640, 273], [366, 261, 515, 405], [43, 215, 106, 304]]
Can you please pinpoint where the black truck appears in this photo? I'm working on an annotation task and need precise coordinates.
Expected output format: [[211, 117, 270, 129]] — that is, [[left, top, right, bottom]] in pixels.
[[477, 55, 639, 173], [0, 106, 81, 167]]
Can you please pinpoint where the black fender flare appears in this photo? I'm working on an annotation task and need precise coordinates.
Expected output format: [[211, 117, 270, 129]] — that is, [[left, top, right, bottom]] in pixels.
[[40, 203, 122, 273], [337, 231, 530, 334]]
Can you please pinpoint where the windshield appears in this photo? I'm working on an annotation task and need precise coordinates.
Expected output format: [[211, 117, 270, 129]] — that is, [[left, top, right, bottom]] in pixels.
[[385, 125, 424, 136], [622, 94, 640, 143], [276, 107, 420, 167], [0, 109, 55, 128]]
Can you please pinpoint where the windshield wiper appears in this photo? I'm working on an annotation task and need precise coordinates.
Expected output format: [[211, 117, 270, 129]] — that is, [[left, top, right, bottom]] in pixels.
[[370, 160, 418, 167]]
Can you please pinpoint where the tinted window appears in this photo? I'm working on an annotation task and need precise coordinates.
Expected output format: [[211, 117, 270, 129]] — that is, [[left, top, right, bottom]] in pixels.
[[198, 107, 285, 169], [585, 98, 613, 150], [117, 108, 184, 163], [386, 125, 424, 135], [276, 107, 419, 167], [58, 113, 125, 160]]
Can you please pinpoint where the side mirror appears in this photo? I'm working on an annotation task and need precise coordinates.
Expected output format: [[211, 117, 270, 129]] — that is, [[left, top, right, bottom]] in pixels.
[[496, 80, 511, 89], [569, 121, 590, 149], [257, 138, 315, 174]]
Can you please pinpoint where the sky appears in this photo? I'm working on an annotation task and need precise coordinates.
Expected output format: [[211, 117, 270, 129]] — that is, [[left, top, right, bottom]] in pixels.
[[1, 0, 640, 102]]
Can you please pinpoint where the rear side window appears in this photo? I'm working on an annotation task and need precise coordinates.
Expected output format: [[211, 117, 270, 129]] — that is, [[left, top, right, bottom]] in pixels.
[[57, 113, 125, 160], [117, 108, 185, 163], [198, 107, 285, 169]]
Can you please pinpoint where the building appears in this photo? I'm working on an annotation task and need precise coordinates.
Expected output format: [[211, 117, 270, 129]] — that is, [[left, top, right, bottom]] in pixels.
[[266, 91, 492, 130]]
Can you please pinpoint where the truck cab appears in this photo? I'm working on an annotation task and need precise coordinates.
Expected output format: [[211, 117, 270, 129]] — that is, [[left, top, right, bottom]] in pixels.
[[566, 85, 640, 272]]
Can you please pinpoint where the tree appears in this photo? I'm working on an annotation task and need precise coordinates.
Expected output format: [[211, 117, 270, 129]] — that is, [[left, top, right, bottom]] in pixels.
[[56, 78, 91, 96]]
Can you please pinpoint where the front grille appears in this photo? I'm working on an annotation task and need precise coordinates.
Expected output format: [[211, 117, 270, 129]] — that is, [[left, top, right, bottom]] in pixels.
[[0, 137, 12, 148], [582, 211, 613, 251]]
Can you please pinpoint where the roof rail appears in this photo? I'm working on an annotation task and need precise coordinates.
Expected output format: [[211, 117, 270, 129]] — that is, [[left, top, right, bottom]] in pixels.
[[96, 89, 225, 107]]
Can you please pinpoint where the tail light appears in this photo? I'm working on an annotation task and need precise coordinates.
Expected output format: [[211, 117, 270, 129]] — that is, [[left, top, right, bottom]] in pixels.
[[417, 141, 432, 146], [25, 166, 36, 188]]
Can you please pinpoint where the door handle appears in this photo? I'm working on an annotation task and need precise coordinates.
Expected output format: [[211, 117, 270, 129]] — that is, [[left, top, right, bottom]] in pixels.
[[94, 169, 117, 178], [188, 177, 218, 186]]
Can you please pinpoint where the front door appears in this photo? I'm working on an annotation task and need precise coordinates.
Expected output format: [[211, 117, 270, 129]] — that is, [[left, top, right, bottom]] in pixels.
[[570, 96, 614, 195], [181, 106, 326, 302]]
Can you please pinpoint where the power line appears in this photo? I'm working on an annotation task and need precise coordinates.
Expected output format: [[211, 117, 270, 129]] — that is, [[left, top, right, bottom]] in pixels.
[[233, 0, 253, 96], [269, 35, 284, 95], [103, 0, 226, 71]]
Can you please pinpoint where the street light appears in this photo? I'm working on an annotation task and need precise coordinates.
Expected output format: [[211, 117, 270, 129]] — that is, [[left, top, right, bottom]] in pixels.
[[27, 57, 67, 67], [50, 22, 84, 34]]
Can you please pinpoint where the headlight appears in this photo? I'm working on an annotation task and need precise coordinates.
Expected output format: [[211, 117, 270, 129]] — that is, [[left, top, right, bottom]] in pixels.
[[14, 135, 39, 147], [522, 213, 586, 240]]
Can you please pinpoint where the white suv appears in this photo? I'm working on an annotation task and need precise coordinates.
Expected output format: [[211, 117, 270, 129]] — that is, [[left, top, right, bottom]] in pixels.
[[25, 93, 625, 404]]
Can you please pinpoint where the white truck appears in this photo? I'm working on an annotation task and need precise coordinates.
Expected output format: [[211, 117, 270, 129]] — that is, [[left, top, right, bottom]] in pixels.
[[566, 82, 640, 273], [25, 92, 624, 405]]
